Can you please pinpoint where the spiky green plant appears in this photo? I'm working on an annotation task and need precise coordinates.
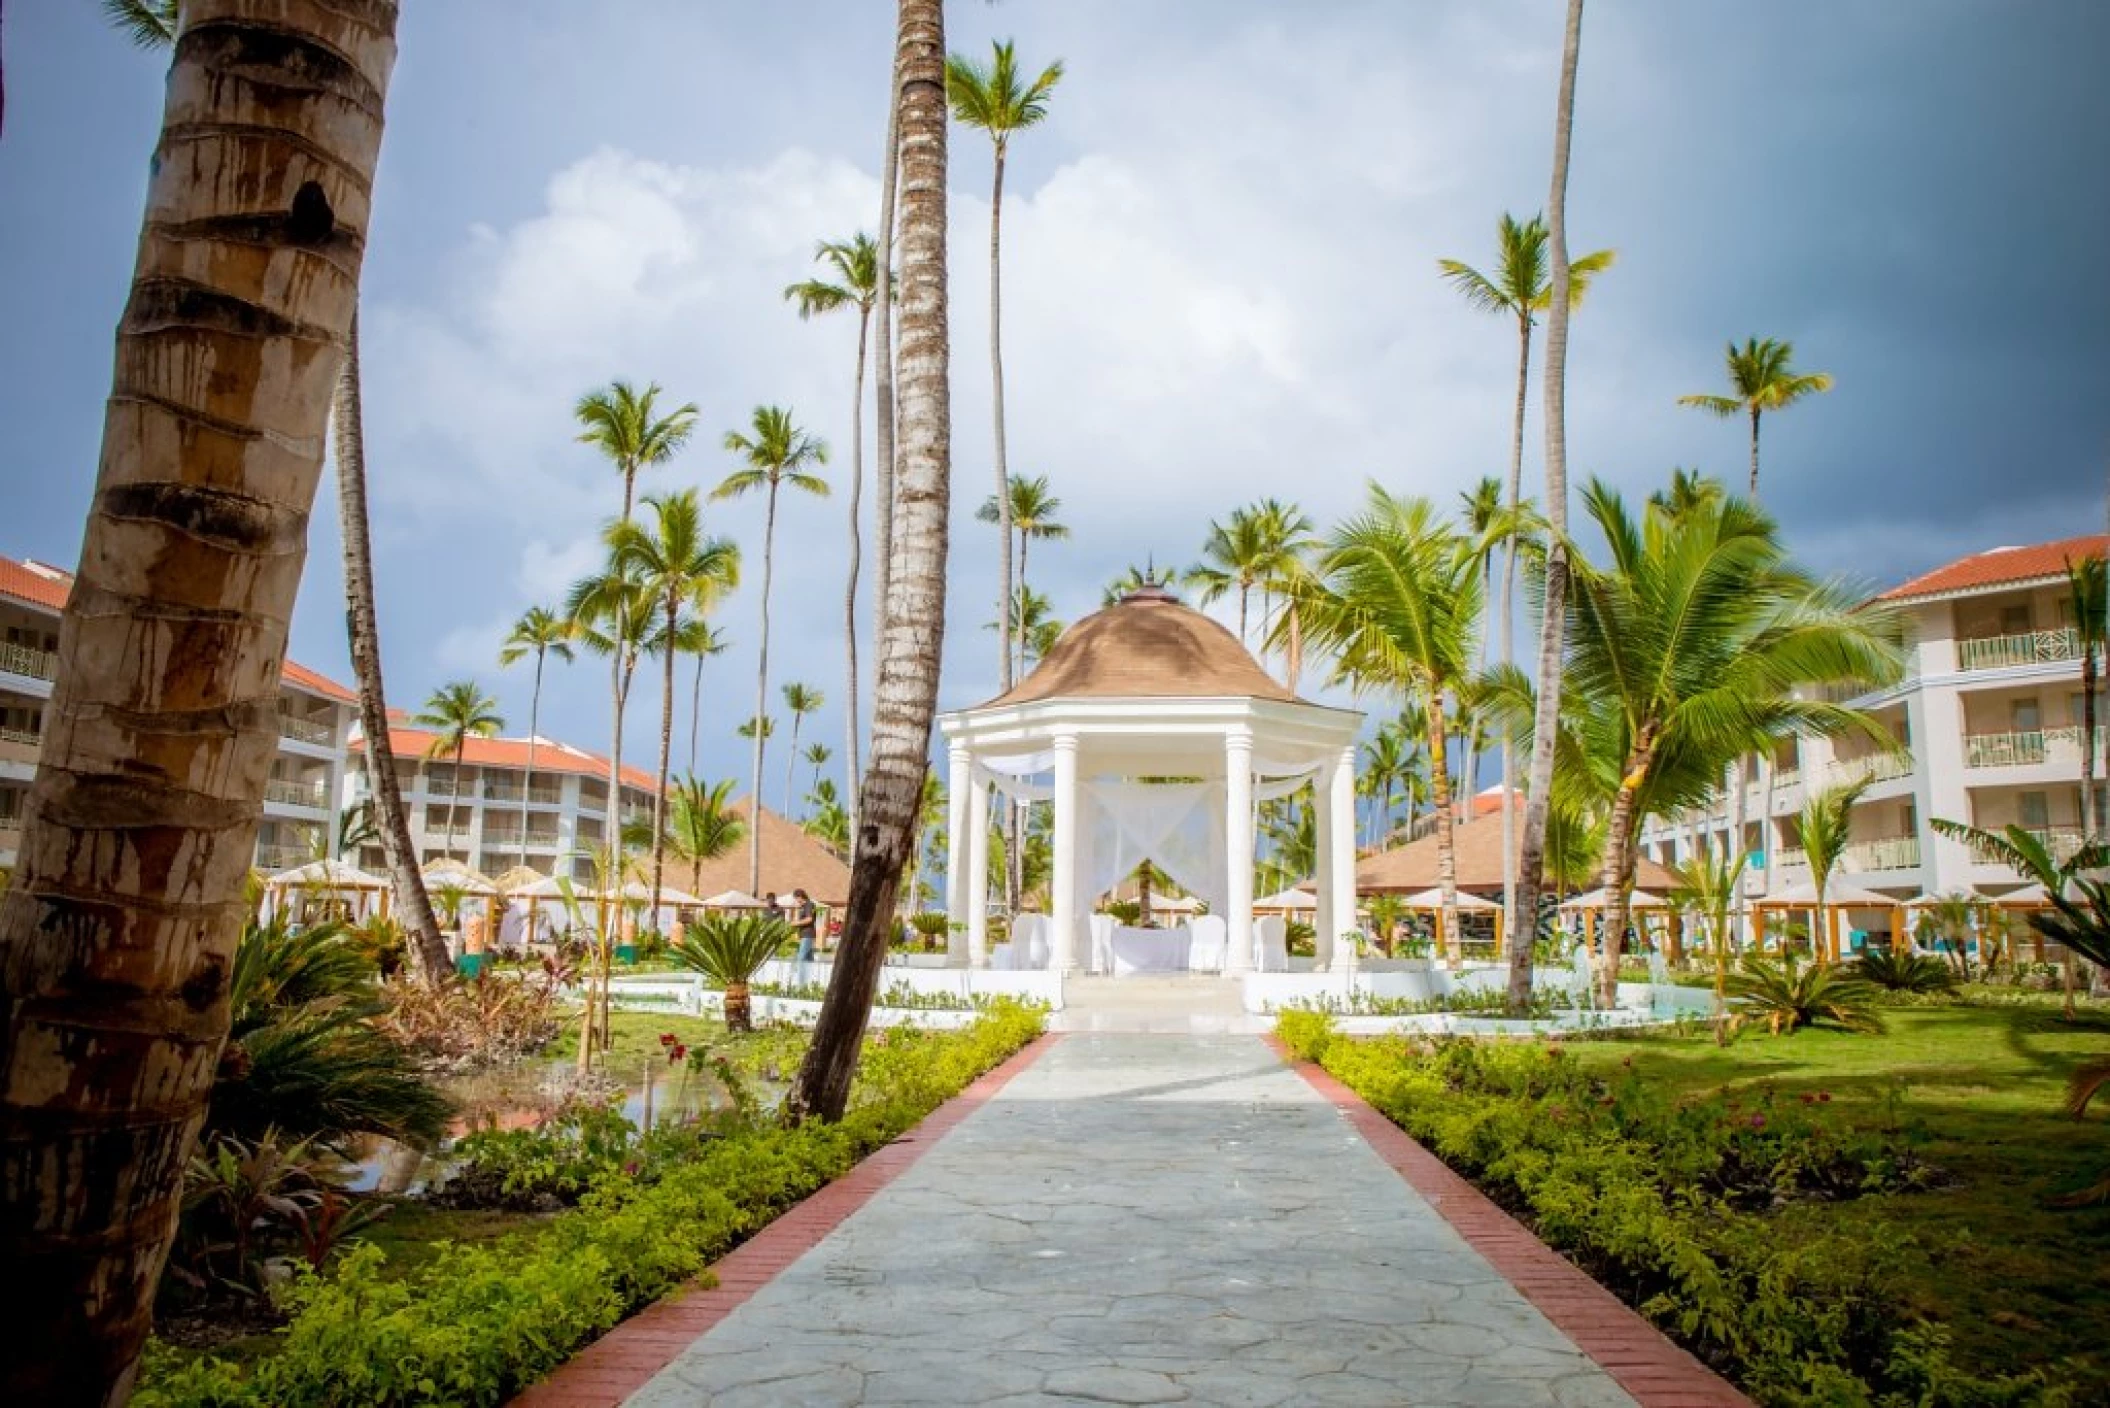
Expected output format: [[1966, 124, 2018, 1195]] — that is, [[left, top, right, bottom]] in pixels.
[[1853, 948, 1956, 994], [670, 913, 793, 1032], [1724, 951, 1886, 1036]]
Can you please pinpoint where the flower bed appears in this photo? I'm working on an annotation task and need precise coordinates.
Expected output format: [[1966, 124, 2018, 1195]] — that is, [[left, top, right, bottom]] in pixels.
[[135, 1002, 1045, 1407], [1277, 1011, 2073, 1406]]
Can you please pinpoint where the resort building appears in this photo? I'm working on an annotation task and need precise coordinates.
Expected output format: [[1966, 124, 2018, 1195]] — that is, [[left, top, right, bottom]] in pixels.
[[344, 725, 660, 883], [1639, 533, 2104, 910], [0, 555, 359, 874]]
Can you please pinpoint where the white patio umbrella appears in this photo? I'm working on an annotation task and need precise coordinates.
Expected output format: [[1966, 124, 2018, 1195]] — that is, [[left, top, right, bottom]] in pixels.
[[1559, 885, 1669, 911], [700, 889, 771, 910], [1398, 887, 1499, 911], [1253, 886, 1318, 913]]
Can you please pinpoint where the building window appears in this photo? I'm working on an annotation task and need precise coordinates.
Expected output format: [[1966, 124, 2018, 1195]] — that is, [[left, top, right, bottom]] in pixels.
[[2010, 698, 2041, 733], [2017, 791, 2049, 829]]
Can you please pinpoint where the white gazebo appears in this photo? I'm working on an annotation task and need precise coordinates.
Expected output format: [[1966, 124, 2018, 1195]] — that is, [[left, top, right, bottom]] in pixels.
[[937, 583, 1363, 975]]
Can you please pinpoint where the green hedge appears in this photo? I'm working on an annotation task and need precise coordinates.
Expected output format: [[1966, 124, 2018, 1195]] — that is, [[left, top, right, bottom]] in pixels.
[[1283, 1013, 2072, 1408], [137, 1003, 1043, 1408]]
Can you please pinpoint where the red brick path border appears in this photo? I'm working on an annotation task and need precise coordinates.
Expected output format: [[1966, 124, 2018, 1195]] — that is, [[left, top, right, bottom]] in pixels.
[[510, 1033, 1061, 1408], [1268, 1035, 1752, 1408]]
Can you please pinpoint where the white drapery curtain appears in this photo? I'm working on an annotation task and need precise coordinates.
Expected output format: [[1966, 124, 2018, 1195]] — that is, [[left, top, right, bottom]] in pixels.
[[1079, 779, 1229, 916]]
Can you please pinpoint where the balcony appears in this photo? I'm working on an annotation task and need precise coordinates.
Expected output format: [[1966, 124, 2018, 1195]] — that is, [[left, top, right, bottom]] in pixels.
[[0, 640, 57, 682], [263, 778, 330, 809], [254, 842, 311, 871], [1845, 835, 1921, 872], [1958, 627, 2079, 672], [484, 828, 562, 851], [1964, 726, 2105, 769], [277, 712, 334, 747], [423, 819, 472, 841], [1965, 825, 2085, 866], [1831, 750, 1914, 785]]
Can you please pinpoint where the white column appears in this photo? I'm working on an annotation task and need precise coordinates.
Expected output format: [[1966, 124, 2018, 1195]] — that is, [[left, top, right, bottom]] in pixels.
[[967, 776, 990, 968], [1313, 778, 1335, 969], [1051, 732, 1080, 974], [1225, 728, 1256, 975], [1329, 744, 1358, 974], [946, 744, 972, 965]]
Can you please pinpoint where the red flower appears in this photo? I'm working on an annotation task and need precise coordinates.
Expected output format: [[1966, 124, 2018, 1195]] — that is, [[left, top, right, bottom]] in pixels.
[[1818, 1091, 1832, 1103], [669, 1043, 688, 1063], [658, 1032, 676, 1046]]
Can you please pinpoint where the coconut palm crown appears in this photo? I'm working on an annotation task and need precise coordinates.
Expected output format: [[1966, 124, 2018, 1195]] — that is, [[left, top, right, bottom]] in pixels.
[[1676, 337, 1834, 498]]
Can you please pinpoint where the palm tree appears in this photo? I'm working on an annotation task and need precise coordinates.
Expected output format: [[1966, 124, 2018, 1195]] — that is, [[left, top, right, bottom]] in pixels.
[[976, 473, 1069, 675], [682, 620, 728, 778], [1650, 467, 1723, 519], [575, 379, 700, 523], [1670, 840, 1747, 1016], [715, 404, 829, 893], [804, 742, 833, 805], [1103, 563, 1162, 607], [413, 683, 504, 862], [1300, 487, 1482, 962], [738, 714, 775, 743], [946, 39, 1065, 701], [1512, 0, 1587, 1015], [664, 776, 746, 896], [804, 778, 851, 859], [499, 606, 575, 872], [610, 489, 741, 934], [1441, 212, 1614, 978], [1676, 337, 1834, 499], [786, 233, 888, 829], [1253, 499, 1319, 689], [98, 2, 449, 989], [1186, 506, 1279, 645], [0, 5, 399, 1395], [2068, 553, 2108, 844], [1798, 778, 1872, 963], [795, 0, 952, 1125], [781, 682, 824, 817], [1560, 481, 1901, 1005]]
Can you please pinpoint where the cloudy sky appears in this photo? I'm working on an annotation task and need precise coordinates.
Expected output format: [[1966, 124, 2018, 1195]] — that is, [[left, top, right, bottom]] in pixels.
[[2, 1, 2105, 798]]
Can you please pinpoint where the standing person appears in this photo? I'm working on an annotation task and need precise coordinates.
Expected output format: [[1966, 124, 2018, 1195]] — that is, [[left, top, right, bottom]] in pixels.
[[792, 888, 820, 964]]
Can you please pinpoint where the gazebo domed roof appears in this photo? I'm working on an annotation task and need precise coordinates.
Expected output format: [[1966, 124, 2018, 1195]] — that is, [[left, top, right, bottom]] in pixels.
[[983, 587, 1300, 708]]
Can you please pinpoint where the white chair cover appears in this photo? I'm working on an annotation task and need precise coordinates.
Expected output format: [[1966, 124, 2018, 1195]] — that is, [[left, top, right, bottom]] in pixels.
[[1089, 914, 1116, 974], [1256, 915, 1290, 972], [1187, 914, 1227, 972], [1013, 914, 1050, 971], [989, 942, 1016, 971]]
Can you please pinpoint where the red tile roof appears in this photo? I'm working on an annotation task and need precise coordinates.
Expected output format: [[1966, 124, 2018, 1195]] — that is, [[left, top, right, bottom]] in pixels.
[[1880, 535, 2107, 602], [2, 553, 356, 702], [353, 726, 659, 793]]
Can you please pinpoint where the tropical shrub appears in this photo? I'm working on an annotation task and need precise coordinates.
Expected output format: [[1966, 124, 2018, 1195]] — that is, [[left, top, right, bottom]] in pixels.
[[909, 911, 952, 949], [377, 971, 560, 1065], [1102, 899, 1143, 926], [669, 913, 791, 1032], [213, 920, 452, 1151], [1854, 948, 1957, 995], [1724, 952, 1886, 1035], [134, 1004, 1044, 1407]]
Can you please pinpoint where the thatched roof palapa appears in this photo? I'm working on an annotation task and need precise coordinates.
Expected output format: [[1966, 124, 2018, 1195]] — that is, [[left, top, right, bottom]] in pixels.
[[678, 799, 852, 908], [1356, 812, 1677, 895]]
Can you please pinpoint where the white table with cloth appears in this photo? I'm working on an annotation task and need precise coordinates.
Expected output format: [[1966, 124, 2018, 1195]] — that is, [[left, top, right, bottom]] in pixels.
[[1110, 924, 1192, 974]]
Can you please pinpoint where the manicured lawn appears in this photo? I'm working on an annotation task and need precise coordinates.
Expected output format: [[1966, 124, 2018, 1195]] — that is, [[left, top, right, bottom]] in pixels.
[[1572, 1002, 2110, 1396], [544, 1008, 724, 1064]]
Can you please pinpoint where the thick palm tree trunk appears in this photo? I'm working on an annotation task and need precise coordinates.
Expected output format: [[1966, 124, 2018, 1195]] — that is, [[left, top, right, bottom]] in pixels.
[[1426, 699, 1461, 964], [845, 305, 870, 841], [1596, 741, 1652, 1007], [793, 0, 950, 1124], [749, 486, 778, 893], [335, 315, 448, 985], [1511, 0, 1585, 1013], [873, 55, 902, 617], [650, 601, 677, 930], [0, 5, 397, 1398]]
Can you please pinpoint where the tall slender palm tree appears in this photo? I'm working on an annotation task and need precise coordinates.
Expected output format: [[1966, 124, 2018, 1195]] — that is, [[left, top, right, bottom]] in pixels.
[[683, 620, 728, 778], [1300, 488, 1482, 961], [1186, 508, 1272, 644], [715, 405, 829, 892], [499, 605, 575, 872], [414, 682, 504, 863], [1512, 0, 1588, 1013], [804, 742, 833, 807], [946, 39, 1065, 700], [1670, 840, 1746, 1014], [795, 0, 952, 1124], [0, 6, 399, 1392], [2068, 553, 2108, 844], [785, 233, 888, 831], [1440, 213, 1613, 951], [1103, 563, 1163, 607], [781, 682, 824, 816], [565, 558, 653, 1066], [97, 0, 450, 986], [575, 379, 700, 523], [1561, 481, 1900, 1004], [1455, 476, 1505, 821], [1676, 337, 1834, 499], [976, 473, 1069, 674], [1798, 778, 1872, 963], [1253, 498, 1319, 689], [610, 489, 741, 930]]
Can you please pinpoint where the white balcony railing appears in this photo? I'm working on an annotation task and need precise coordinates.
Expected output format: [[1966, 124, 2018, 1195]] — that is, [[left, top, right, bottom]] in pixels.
[[0, 723, 41, 749], [0, 640, 57, 681], [263, 778, 330, 808], [1845, 835, 1921, 871], [1964, 730, 2046, 768], [1773, 845, 1808, 871], [277, 712, 334, 747], [1965, 825, 2086, 866], [1830, 750, 1913, 785], [254, 843, 312, 870], [1958, 627, 2079, 672]]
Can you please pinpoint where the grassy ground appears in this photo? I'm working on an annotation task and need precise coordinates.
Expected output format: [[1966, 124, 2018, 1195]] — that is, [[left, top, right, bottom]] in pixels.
[[1571, 1000, 2110, 1395], [544, 1009, 724, 1064]]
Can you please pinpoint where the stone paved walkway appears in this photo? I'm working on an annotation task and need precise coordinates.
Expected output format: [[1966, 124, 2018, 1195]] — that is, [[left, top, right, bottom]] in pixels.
[[592, 1034, 1730, 1406]]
